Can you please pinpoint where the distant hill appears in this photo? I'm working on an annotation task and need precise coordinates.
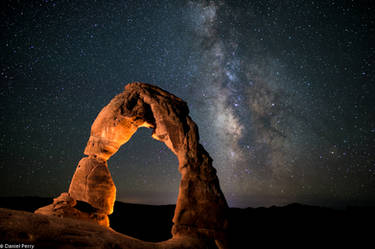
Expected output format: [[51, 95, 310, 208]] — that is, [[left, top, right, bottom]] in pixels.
[[0, 196, 374, 246], [110, 201, 176, 242], [0, 196, 52, 212]]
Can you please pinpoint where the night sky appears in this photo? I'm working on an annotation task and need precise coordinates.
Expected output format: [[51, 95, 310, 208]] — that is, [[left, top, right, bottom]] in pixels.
[[1, 0, 374, 208]]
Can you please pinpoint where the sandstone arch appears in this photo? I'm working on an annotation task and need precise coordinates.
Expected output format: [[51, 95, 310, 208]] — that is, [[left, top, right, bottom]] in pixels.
[[36, 82, 228, 244]]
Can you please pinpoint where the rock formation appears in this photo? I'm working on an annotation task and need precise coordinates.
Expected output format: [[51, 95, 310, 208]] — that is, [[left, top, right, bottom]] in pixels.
[[34, 192, 110, 226], [35, 82, 229, 247], [0, 208, 222, 249]]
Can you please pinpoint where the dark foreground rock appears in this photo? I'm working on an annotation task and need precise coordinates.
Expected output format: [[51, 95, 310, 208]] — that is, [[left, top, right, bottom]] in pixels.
[[0, 198, 374, 247], [0, 208, 220, 249]]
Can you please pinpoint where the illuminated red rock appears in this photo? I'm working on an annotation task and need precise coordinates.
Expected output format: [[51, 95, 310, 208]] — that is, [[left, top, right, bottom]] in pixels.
[[34, 192, 109, 226], [35, 82, 229, 246], [68, 156, 116, 215]]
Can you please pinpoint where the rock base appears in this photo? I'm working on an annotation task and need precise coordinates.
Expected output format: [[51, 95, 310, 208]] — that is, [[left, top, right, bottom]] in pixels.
[[1, 208, 222, 249], [35, 193, 109, 227]]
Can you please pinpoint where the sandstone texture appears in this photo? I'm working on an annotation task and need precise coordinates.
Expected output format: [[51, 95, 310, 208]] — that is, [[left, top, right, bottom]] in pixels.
[[68, 156, 116, 215], [35, 193, 109, 226], [34, 82, 229, 247]]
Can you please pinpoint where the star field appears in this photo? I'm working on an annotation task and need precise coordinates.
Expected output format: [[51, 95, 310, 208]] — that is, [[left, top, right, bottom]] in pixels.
[[1, 0, 374, 208]]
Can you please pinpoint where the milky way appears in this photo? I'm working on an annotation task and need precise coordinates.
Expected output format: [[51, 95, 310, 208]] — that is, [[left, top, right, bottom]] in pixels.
[[186, 0, 302, 206], [1, 0, 374, 208]]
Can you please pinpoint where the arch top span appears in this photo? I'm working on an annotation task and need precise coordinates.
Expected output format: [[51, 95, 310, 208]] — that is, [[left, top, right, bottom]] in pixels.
[[36, 82, 229, 244], [83, 82, 190, 161]]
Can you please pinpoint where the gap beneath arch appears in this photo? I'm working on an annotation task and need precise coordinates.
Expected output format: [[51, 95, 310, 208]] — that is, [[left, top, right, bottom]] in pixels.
[[110, 127, 179, 205], [108, 127, 179, 242]]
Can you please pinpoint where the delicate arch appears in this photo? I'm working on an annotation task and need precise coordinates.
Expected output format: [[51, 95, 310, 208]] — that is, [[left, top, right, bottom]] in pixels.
[[38, 82, 228, 242]]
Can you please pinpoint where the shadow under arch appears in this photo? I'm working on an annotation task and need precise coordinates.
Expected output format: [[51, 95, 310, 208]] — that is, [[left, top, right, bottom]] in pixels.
[[37, 82, 229, 247]]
